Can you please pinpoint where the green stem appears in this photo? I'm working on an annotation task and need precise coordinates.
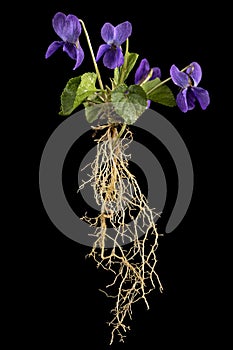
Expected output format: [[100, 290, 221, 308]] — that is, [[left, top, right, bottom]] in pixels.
[[118, 38, 129, 84], [118, 122, 127, 139], [80, 19, 104, 91], [147, 64, 191, 95], [113, 122, 127, 147], [140, 68, 154, 86]]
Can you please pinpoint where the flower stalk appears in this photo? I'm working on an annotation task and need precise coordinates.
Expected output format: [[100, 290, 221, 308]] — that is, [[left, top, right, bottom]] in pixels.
[[79, 19, 104, 91], [118, 38, 129, 84], [147, 64, 191, 95]]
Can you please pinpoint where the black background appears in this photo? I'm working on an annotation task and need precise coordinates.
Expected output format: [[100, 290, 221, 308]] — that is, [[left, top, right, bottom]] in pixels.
[[9, 1, 228, 349]]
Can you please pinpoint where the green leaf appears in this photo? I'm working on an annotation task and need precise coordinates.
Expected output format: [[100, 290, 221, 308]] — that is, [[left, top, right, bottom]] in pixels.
[[83, 94, 105, 124], [59, 76, 81, 116], [142, 78, 176, 107], [84, 102, 114, 124], [84, 103, 101, 123], [74, 72, 97, 104], [142, 77, 161, 94], [114, 67, 120, 85], [111, 84, 147, 124], [59, 72, 97, 116], [116, 52, 139, 85], [122, 52, 139, 81], [149, 84, 176, 107], [84, 94, 121, 124]]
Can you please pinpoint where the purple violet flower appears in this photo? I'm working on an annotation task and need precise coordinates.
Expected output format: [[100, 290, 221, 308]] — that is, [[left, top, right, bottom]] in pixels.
[[96, 21, 132, 69], [45, 12, 84, 70], [134, 58, 161, 85], [170, 62, 210, 113], [135, 58, 161, 108]]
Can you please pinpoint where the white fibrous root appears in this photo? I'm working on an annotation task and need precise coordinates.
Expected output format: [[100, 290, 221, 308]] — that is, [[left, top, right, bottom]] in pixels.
[[78, 123, 163, 344]]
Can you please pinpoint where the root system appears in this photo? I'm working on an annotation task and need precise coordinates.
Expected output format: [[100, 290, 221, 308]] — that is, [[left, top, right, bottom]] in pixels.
[[78, 123, 163, 344]]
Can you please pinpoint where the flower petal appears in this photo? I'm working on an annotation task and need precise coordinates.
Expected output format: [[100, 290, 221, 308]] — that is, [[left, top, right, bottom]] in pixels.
[[52, 12, 67, 41], [73, 46, 85, 70], [103, 47, 124, 69], [134, 58, 150, 84], [170, 64, 189, 88], [96, 44, 110, 62], [176, 89, 188, 113], [151, 67, 161, 80], [114, 21, 132, 45], [52, 12, 81, 43], [63, 14, 82, 43], [186, 62, 202, 86], [192, 87, 210, 110], [63, 42, 84, 70], [101, 23, 115, 43], [186, 88, 196, 110], [45, 41, 63, 58], [63, 42, 77, 60]]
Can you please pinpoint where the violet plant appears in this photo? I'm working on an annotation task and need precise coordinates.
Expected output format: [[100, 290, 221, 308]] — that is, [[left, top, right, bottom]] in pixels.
[[45, 11, 210, 345]]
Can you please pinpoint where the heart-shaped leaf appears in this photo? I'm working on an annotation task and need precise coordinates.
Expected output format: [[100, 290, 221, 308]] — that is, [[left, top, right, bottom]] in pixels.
[[111, 84, 147, 124], [59, 72, 97, 116], [142, 78, 176, 107]]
